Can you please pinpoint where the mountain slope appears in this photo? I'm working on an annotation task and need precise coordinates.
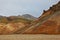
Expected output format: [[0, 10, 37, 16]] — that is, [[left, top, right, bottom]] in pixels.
[[0, 15, 33, 34], [22, 14, 37, 20], [21, 1, 60, 34]]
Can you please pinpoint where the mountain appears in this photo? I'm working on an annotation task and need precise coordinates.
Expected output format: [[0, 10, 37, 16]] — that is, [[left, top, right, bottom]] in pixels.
[[0, 1, 60, 35], [20, 1, 60, 34], [22, 14, 37, 20]]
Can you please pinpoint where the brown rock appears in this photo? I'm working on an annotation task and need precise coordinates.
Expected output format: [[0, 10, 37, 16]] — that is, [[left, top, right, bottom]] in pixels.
[[23, 1, 60, 34]]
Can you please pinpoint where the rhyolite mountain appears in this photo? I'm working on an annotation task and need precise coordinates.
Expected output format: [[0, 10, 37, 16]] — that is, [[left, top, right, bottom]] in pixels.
[[0, 14, 36, 20], [21, 14, 37, 20], [20, 1, 60, 34], [0, 1, 60, 35]]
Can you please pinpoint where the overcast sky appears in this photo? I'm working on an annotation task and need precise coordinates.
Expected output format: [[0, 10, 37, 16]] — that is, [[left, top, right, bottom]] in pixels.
[[0, 0, 60, 17]]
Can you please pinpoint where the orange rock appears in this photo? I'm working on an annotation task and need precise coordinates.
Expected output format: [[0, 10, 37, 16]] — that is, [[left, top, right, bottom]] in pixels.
[[23, 1, 60, 34]]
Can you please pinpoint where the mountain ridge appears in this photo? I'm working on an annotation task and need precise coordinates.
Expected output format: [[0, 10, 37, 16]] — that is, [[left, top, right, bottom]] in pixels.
[[20, 1, 60, 34]]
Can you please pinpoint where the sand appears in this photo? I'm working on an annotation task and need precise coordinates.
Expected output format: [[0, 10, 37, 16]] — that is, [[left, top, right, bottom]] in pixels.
[[0, 34, 60, 40]]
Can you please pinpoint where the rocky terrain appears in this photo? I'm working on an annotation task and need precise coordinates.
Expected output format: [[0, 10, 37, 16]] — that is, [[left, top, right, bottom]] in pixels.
[[21, 1, 60, 34], [0, 1, 60, 35], [0, 14, 35, 34]]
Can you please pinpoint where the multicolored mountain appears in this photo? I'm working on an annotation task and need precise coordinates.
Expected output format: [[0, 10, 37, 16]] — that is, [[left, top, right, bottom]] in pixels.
[[0, 1, 60, 35], [20, 1, 60, 34]]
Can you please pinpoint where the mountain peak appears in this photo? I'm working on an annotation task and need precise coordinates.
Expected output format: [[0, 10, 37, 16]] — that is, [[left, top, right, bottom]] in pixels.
[[22, 14, 37, 20]]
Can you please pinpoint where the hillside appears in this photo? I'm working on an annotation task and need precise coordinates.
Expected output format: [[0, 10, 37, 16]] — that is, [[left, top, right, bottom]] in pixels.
[[0, 1, 60, 35], [0, 15, 34, 34], [22, 14, 37, 20], [21, 1, 60, 34]]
